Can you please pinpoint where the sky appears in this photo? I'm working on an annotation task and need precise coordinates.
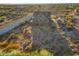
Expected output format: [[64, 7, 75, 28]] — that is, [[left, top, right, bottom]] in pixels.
[[0, 0, 79, 4]]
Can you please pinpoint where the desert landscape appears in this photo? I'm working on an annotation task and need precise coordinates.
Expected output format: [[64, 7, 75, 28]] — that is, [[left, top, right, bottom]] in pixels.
[[0, 4, 79, 56]]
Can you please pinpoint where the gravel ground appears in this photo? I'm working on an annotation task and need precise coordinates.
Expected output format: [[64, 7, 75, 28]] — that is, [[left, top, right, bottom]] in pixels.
[[30, 12, 72, 55]]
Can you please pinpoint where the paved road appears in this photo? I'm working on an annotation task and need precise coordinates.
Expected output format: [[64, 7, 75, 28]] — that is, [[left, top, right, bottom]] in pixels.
[[0, 13, 33, 35]]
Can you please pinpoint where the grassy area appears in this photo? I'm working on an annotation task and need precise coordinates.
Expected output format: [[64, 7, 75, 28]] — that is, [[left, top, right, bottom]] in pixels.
[[0, 49, 54, 56]]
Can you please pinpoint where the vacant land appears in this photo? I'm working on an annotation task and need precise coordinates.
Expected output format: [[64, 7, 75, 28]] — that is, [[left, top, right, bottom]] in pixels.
[[0, 4, 79, 56]]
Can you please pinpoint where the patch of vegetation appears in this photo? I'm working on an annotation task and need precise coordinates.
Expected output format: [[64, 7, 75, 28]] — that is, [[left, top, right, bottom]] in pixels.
[[0, 48, 53, 56]]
